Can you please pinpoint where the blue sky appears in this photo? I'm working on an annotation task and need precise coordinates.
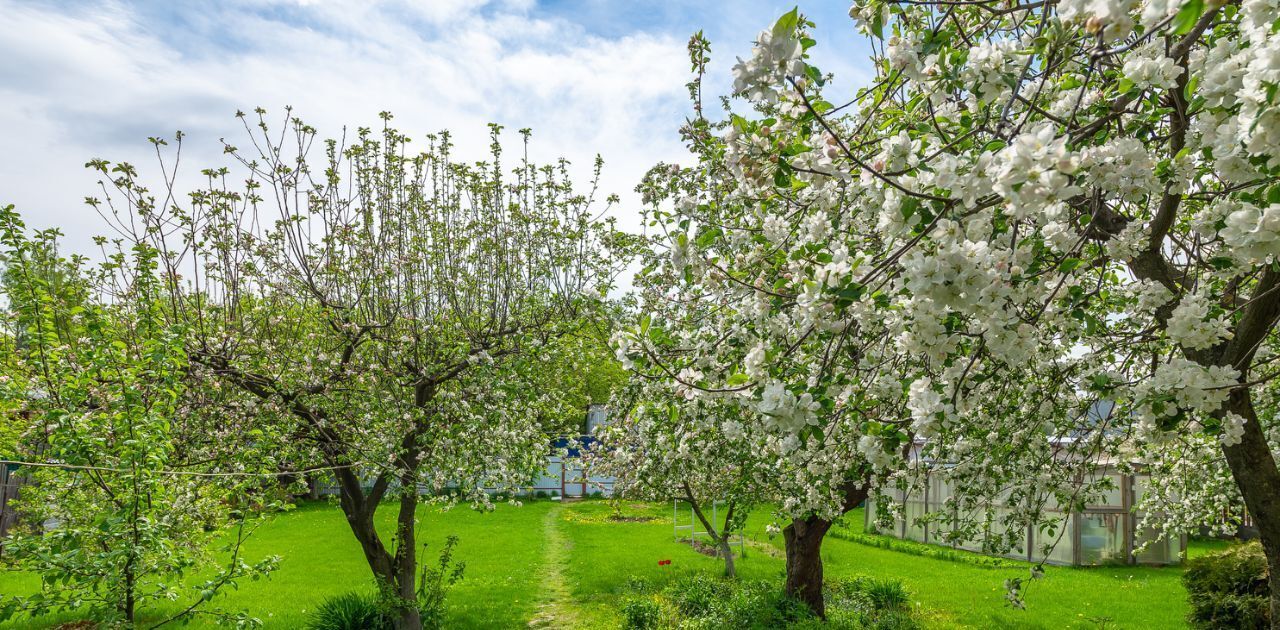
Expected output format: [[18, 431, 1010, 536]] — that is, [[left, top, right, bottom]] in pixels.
[[0, 0, 872, 256]]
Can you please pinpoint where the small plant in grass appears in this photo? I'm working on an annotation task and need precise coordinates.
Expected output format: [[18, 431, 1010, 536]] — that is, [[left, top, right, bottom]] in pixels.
[[308, 592, 391, 630], [667, 574, 731, 617], [620, 596, 665, 629], [417, 535, 466, 629], [1183, 541, 1270, 629]]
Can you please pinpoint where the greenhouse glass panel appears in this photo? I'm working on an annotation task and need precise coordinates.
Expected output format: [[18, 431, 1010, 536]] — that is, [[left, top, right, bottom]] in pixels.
[[1085, 471, 1126, 509], [1031, 511, 1074, 565], [1132, 519, 1179, 564], [1078, 512, 1127, 565]]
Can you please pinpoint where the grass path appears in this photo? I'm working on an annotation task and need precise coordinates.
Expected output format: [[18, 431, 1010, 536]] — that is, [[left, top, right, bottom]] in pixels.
[[527, 502, 584, 628]]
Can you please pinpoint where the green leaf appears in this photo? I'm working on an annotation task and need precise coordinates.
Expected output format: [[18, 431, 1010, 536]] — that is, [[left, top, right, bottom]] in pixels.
[[1173, 0, 1205, 35], [1267, 183, 1280, 205], [773, 7, 800, 37]]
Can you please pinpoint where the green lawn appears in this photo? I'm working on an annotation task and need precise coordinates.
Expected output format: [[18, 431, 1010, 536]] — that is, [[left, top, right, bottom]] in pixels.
[[0, 499, 1218, 628]]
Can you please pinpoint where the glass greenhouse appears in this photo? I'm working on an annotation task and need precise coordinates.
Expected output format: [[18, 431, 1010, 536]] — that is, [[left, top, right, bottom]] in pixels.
[[864, 465, 1184, 566]]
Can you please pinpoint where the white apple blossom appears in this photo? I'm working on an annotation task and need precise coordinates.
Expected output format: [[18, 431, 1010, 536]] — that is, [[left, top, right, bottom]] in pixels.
[[1167, 293, 1233, 350]]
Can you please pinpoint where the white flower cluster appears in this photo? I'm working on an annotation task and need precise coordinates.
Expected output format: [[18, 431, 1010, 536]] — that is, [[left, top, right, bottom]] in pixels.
[[1239, 0, 1280, 165], [1132, 358, 1240, 438], [1219, 202, 1280, 264], [1221, 412, 1248, 447], [1080, 138, 1157, 203], [758, 380, 819, 432], [907, 377, 948, 438], [992, 124, 1080, 218], [1058, 0, 1138, 40], [732, 27, 805, 104], [963, 40, 1019, 104], [1167, 293, 1232, 351], [1121, 43, 1182, 90]]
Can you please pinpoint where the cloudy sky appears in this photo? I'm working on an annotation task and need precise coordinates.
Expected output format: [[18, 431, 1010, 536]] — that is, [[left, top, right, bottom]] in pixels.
[[0, 0, 872, 258]]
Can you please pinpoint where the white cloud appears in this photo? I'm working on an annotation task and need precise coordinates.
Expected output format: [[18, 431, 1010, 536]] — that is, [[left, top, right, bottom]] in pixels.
[[0, 0, 691, 260], [0, 0, 875, 293]]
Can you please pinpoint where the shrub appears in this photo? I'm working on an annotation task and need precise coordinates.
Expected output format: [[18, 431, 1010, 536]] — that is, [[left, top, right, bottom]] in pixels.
[[667, 574, 731, 616], [418, 535, 466, 629], [620, 572, 917, 629], [534, 490, 549, 499], [659, 576, 814, 629], [827, 528, 1021, 568], [620, 596, 664, 629], [860, 577, 910, 611], [308, 592, 391, 630], [1184, 541, 1270, 629]]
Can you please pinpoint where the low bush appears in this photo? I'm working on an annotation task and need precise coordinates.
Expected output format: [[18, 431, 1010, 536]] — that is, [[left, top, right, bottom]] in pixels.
[[619, 573, 918, 629], [620, 596, 664, 629], [309, 536, 464, 630], [1183, 541, 1270, 629], [827, 528, 1022, 568], [308, 592, 390, 630]]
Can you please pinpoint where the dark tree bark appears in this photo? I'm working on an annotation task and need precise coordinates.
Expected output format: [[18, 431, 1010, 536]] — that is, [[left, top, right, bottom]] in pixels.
[[391, 469, 423, 630], [781, 482, 869, 618], [718, 537, 737, 578], [1215, 268, 1280, 629], [782, 516, 832, 617], [1221, 388, 1280, 628]]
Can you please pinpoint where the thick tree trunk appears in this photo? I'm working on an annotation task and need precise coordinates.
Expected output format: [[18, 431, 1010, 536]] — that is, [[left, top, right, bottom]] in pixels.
[[781, 482, 869, 618], [1220, 388, 1280, 629], [782, 517, 832, 618], [391, 474, 422, 630]]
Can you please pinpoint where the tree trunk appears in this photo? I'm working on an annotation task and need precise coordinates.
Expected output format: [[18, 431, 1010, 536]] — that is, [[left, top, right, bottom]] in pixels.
[[1220, 388, 1280, 629], [391, 473, 422, 630], [718, 537, 737, 579], [681, 484, 738, 578], [782, 517, 832, 618]]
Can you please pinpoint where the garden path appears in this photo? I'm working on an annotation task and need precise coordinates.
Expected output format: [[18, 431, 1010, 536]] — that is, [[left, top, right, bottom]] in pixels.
[[526, 504, 584, 628]]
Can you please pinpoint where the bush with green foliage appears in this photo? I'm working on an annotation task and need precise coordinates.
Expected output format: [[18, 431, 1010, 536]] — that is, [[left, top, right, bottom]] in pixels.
[[620, 573, 917, 629], [308, 537, 464, 630], [308, 592, 391, 630], [621, 596, 665, 629], [1183, 542, 1270, 629], [416, 535, 465, 629]]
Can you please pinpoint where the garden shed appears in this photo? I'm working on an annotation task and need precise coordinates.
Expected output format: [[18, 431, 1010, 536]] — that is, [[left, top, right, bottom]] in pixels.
[[864, 464, 1185, 566]]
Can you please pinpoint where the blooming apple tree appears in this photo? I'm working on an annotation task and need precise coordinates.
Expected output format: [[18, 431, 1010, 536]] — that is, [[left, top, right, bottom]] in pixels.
[[617, 0, 1280, 617], [590, 383, 772, 578], [84, 111, 626, 630]]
